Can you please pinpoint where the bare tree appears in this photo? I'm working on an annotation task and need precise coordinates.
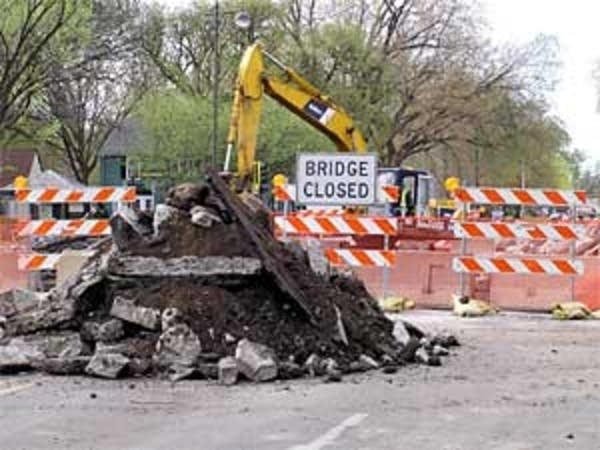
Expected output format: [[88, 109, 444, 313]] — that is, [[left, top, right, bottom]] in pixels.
[[0, 0, 79, 132], [26, 0, 152, 184], [279, 0, 560, 166]]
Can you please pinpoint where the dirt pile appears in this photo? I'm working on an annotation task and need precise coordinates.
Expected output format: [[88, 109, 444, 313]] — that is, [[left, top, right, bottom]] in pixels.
[[0, 178, 458, 383]]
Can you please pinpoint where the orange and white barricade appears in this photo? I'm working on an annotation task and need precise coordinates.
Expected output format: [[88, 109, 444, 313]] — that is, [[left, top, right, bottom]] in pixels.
[[15, 219, 111, 237], [377, 184, 400, 203], [454, 222, 585, 241], [18, 253, 62, 271], [274, 216, 397, 236], [325, 249, 396, 267], [272, 184, 296, 203], [453, 186, 586, 301], [15, 186, 136, 204], [453, 187, 587, 206], [453, 257, 583, 276]]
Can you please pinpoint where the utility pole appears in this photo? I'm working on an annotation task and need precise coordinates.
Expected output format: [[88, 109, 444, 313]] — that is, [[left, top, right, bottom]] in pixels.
[[211, 0, 220, 167]]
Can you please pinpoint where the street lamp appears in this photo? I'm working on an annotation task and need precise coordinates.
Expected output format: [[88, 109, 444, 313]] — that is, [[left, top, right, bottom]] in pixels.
[[210, 1, 253, 168]]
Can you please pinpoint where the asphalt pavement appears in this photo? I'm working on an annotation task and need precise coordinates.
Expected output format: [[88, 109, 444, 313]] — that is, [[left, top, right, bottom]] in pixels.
[[1, 311, 600, 450]]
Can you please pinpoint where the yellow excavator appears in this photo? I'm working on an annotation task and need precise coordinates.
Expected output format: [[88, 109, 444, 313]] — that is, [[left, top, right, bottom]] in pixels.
[[223, 42, 454, 217], [223, 42, 367, 191]]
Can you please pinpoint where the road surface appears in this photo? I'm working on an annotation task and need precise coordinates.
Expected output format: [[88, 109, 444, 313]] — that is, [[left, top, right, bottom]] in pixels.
[[1, 311, 599, 450]]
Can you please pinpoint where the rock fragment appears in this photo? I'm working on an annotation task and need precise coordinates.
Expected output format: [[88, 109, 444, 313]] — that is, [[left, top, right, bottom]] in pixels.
[[82, 319, 125, 343], [392, 320, 412, 347], [0, 338, 44, 373], [110, 297, 160, 331], [85, 352, 130, 379], [34, 357, 91, 375], [235, 339, 278, 382], [218, 356, 239, 385], [359, 354, 380, 370], [154, 324, 202, 380], [415, 347, 441, 367]]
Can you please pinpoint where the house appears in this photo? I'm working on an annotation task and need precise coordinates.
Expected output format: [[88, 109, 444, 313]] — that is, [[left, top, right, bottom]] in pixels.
[[0, 150, 88, 218], [99, 119, 144, 186], [0, 149, 43, 189]]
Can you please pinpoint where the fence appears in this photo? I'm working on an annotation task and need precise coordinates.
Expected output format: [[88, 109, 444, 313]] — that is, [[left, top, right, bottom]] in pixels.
[[452, 187, 586, 302], [11, 186, 136, 276], [274, 214, 397, 299]]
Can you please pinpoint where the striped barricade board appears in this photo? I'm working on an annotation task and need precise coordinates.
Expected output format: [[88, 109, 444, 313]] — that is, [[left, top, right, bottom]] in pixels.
[[16, 187, 136, 204], [324, 249, 396, 267], [18, 254, 61, 271], [453, 188, 587, 206], [452, 256, 583, 276], [274, 216, 397, 236], [16, 219, 111, 237], [454, 222, 585, 241], [272, 185, 296, 202], [293, 209, 346, 217], [377, 185, 400, 203]]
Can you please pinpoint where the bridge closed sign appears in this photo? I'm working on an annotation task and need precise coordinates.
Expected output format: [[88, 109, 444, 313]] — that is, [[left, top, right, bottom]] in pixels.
[[296, 153, 378, 205]]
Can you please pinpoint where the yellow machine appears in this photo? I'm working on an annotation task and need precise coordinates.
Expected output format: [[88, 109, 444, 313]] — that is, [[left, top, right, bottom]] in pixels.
[[223, 42, 456, 217], [224, 42, 367, 190]]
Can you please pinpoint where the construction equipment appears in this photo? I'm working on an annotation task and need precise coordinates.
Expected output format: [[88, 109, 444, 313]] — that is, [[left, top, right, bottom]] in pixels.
[[224, 42, 367, 191], [223, 42, 454, 217]]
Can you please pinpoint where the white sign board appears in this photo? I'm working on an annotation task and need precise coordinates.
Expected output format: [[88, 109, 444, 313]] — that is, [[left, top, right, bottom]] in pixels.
[[296, 153, 377, 205]]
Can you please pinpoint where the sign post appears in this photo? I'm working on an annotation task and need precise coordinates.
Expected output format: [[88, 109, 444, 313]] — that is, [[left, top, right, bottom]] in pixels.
[[296, 153, 391, 299]]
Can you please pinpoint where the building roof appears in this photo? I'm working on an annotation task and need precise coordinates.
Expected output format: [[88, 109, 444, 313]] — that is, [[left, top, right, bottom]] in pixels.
[[0, 149, 37, 188], [1, 169, 84, 190], [100, 119, 144, 157]]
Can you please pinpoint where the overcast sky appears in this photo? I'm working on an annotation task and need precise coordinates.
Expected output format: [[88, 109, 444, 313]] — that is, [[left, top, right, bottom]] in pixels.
[[156, 0, 600, 163]]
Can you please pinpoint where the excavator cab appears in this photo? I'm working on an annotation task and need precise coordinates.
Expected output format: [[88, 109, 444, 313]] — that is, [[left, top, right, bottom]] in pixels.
[[377, 168, 431, 217]]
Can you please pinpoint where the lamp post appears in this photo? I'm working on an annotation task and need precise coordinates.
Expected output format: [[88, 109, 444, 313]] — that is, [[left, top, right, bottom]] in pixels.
[[210, 2, 253, 168]]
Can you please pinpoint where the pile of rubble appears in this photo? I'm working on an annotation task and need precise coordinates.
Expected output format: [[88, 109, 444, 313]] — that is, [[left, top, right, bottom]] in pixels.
[[0, 175, 459, 384]]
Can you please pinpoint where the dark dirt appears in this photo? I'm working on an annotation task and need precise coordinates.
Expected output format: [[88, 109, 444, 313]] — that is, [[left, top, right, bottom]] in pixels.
[[4, 181, 417, 378]]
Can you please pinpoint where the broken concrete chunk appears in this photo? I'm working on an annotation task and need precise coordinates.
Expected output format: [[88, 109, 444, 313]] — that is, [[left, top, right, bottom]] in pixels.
[[108, 256, 262, 278], [359, 354, 380, 370], [0, 338, 44, 373], [415, 347, 441, 367], [82, 319, 125, 343], [5, 298, 75, 336], [110, 297, 160, 330], [0, 288, 47, 318], [235, 339, 278, 382], [190, 206, 222, 228], [393, 321, 411, 347], [153, 204, 181, 236], [218, 356, 239, 385], [161, 308, 184, 331], [154, 324, 202, 370], [304, 353, 325, 377], [432, 344, 450, 357], [34, 357, 91, 375], [85, 352, 130, 379]]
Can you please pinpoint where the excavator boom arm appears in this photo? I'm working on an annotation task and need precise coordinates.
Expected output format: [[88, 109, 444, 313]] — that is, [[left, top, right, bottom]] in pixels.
[[225, 43, 367, 184]]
